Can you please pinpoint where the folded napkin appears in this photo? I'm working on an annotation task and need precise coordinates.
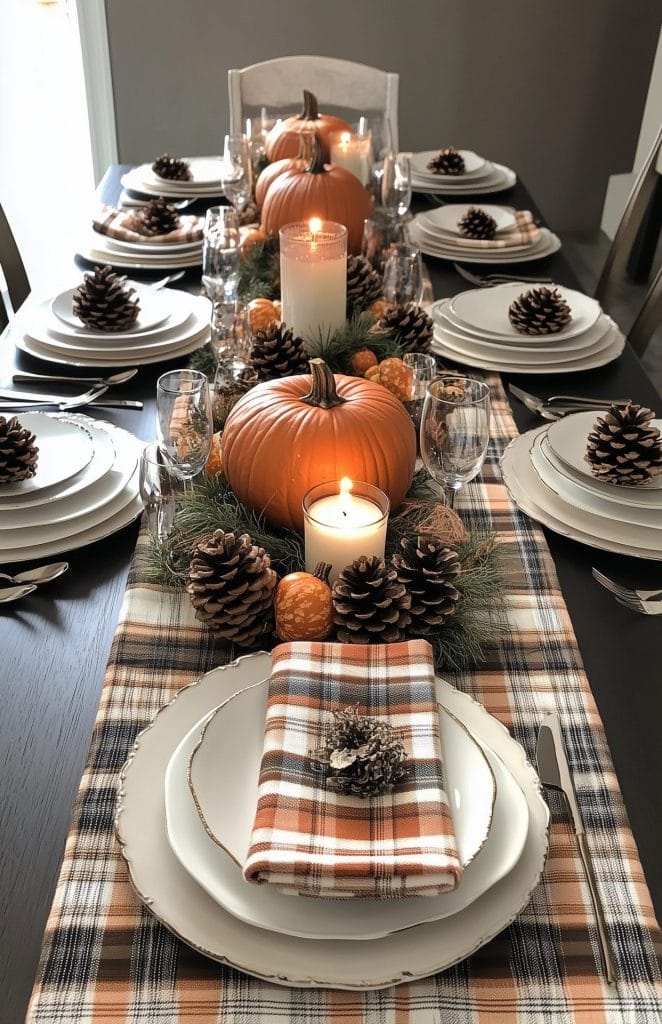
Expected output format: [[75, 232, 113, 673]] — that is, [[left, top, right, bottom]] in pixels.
[[92, 206, 204, 245], [243, 639, 462, 899], [455, 209, 540, 249]]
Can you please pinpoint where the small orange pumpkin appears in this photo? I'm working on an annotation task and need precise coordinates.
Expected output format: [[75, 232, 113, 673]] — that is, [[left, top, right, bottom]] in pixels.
[[364, 357, 414, 402], [351, 348, 379, 376], [247, 297, 281, 333], [222, 358, 416, 532], [204, 432, 224, 477], [274, 562, 334, 641], [239, 226, 267, 257], [261, 135, 373, 254], [266, 90, 350, 163]]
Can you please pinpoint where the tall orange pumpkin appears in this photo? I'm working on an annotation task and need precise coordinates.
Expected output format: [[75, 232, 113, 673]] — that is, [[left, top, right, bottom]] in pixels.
[[261, 136, 373, 254], [222, 359, 416, 532], [255, 132, 313, 208], [265, 90, 350, 163]]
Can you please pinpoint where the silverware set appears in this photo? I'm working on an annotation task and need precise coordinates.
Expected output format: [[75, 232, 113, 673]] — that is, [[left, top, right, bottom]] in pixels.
[[592, 568, 662, 614], [0, 561, 69, 603], [0, 368, 142, 412], [452, 263, 553, 288], [508, 383, 631, 420]]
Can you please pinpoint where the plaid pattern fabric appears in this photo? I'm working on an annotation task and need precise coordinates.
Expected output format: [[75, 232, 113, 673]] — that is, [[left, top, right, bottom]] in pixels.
[[455, 210, 540, 249], [27, 374, 662, 1022], [92, 206, 204, 244], [243, 639, 462, 898]]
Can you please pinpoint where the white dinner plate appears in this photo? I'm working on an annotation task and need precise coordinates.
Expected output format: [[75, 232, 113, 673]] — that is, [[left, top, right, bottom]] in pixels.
[[409, 150, 486, 178], [187, 680, 495, 872], [52, 285, 170, 332], [411, 163, 517, 195], [432, 315, 615, 366], [100, 235, 203, 256], [416, 219, 537, 256], [547, 410, 662, 490], [0, 413, 94, 496], [77, 234, 203, 269], [121, 168, 223, 200], [417, 204, 517, 237], [166, 701, 527, 941], [28, 308, 208, 357], [16, 324, 209, 368], [36, 290, 197, 345], [117, 651, 549, 989], [410, 224, 560, 264], [540, 434, 662, 511], [501, 429, 662, 559], [448, 284, 601, 343], [150, 157, 224, 187], [0, 417, 115, 510]]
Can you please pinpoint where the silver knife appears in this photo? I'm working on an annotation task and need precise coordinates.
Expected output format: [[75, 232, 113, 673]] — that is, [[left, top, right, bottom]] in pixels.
[[537, 714, 617, 984], [0, 398, 143, 411]]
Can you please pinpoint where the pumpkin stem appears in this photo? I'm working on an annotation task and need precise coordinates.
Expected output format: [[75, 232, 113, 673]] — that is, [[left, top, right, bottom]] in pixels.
[[300, 89, 320, 121], [313, 561, 332, 585], [300, 358, 347, 410], [306, 133, 326, 175], [296, 129, 314, 160]]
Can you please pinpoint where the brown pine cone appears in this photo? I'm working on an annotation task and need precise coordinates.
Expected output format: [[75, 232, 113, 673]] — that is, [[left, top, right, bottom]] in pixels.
[[370, 302, 433, 354], [392, 536, 461, 635], [250, 321, 308, 380], [584, 403, 662, 485], [427, 147, 466, 176], [131, 197, 181, 237], [0, 415, 39, 484], [332, 555, 411, 644], [151, 154, 193, 182], [508, 286, 572, 336], [187, 530, 277, 645], [457, 206, 497, 240], [346, 254, 383, 316], [72, 265, 140, 332]]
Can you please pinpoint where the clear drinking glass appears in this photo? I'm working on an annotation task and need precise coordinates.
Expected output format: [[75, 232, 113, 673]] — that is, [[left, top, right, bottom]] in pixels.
[[361, 211, 409, 273], [382, 243, 424, 305], [156, 369, 213, 487], [210, 299, 251, 363], [202, 206, 241, 302], [220, 133, 253, 214], [402, 352, 438, 435], [139, 441, 179, 540], [420, 375, 491, 508], [380, 153, 412, 219]]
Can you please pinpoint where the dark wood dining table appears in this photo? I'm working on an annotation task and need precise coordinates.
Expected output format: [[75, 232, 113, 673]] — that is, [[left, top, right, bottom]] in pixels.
[[1, 166, 660, 1024]]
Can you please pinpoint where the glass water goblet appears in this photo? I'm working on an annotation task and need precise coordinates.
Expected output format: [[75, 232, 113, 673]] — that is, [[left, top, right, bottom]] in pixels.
[[139, 441, 179, 540], [382, 242, 424, 306], [420, 375, 491, 508], [211, 298, 251, 363], [221, 133, 253, 214], [380, 153, 412, 219], [202, 205, 241, 302], [156, 369, 213, 489], [402, 352, 438, 437]]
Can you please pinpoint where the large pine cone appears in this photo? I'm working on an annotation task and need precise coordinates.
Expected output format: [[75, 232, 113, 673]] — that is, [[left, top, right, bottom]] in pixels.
[[0, 415, 39, 484], [250, 321, 308, 380], [584, 403, 662, 485], [187, 530, 277, 645], [151, 154, 192, 182], [371, 302, 433, 354], [346, 254, 383, 316], [392, 536, 460, 635], [508, 286, 572, 336], [427, 147, 466, 176], [72, 265, 140, 332], [458, 206, 497, 240], [332, 555, 411, 644], [131, 197, 181, 237]]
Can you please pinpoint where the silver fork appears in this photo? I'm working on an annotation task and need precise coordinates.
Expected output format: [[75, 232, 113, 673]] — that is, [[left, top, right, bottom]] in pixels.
[[592, 568, 662, 614], [452, 263, 553, 287]]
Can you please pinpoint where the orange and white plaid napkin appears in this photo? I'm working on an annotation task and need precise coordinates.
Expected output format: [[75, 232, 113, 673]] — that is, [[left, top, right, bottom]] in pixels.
[[92, 205, 204, 245], [243, 639, 462, 899], [456, 209, 540, 249]]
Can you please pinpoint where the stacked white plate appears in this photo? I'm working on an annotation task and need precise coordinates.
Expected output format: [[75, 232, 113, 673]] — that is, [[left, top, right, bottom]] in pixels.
[[430, 283, 625, 373], [79, 215, 205, 272], [410, 203, 561, 263], [410, 150, 517, 195], [116, 652, 550, 989], [502, 411, 662, 560], [0, 412, 142, 564], [121, 157, 224, 200], [14, 286, 210, 368]]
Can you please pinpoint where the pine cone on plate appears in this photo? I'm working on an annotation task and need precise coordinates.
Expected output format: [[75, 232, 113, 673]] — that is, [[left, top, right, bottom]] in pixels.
[[72, 265, 140, 332], [457, 206, 497, 240], [131, 197, 181, 237], [187, 530, 277, 645], [250, 322, 308, 381], [370, 302, 433, 354], [346, 255, 383, 316], [332, 555, 411, 644], [584, 403, 662, 486], [151, 154, 193, 182], [426, 147, 466, 176], [391, 536, 461, 635], [508, 286, 572, 336], [0, 415, 39, 484]]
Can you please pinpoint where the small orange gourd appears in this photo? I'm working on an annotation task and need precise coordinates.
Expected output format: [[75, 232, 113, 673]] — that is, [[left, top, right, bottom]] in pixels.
[[364, 357, 413, 401], [247, 298, 282, 333], [275, 562, 334, 641]]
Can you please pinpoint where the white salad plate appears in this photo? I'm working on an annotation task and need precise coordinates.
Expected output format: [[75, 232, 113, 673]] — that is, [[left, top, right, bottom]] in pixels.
[[78, 234, 203, 269], [0, 413, 94, 496], [187, 679, 495, 872], [547, 411, 662, 490], [121, 167, 223, 200], [448, 284, 601, 343], [35, 290, 196, 346], [409, 150, 486, 178], [416, 219, 536, 256], [101, 235, 203, 256], [539, 433, 662, 511], [52, 286, 170, 332], [16, 323, 208, 368], [417, 204, 517, 237], [411, 162, 517, 196], [30, 311, 207, 357], [410, 224, 560, 264], [151, 157, 223, 186], [501, 428, 662, 560], [165, 693, 529, 942], [116, 651, 549, 990]]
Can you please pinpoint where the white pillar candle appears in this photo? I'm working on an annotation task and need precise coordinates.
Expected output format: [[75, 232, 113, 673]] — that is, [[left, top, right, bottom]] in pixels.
[[329, 131, 372, 185], [280, 219, 347, 351], [303, 478, 389, 584]]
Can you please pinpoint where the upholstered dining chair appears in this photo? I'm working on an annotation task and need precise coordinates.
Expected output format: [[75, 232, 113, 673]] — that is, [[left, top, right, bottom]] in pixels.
[[228, 55, 399, 152], [0, 201, 30, 332]]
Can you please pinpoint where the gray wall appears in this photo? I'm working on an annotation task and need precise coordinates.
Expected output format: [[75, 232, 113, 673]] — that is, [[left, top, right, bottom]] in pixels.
[[104, 0, 661, 232]]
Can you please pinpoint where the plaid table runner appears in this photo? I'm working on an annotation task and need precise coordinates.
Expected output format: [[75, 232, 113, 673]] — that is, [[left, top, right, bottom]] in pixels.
[[27, 375, 661, 1022]]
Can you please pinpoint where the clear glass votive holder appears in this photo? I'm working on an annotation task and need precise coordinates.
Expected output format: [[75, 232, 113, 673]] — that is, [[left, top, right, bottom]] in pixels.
[[279, 220, 347, 347], [303, 479, 389, 584], [402, 352, 438, 436], [139, 441, 180, 540], [212, 355, 258, 429]]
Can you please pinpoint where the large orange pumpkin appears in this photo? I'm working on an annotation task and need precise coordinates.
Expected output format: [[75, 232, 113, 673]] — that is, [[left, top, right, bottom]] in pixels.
[[261, 135, 373, 254], [222, 358, 416, 532], [255, 156, 305, 208], [265, 90, 350, 163]]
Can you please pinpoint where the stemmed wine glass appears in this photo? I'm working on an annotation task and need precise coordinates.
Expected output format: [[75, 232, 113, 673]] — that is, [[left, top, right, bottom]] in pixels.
[[380, 153, 412, 219], [202, 205, 241, 302], [220, 133, 253, 215], [156, 369, 213, 490], [420, 375, 491, 508]]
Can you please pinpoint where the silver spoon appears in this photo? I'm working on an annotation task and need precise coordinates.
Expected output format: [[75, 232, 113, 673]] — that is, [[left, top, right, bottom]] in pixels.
[[0, 561, 69, 585], [12, 369, 138, 387], [147, 271, 186, 290], [0, 584, 37, 603]]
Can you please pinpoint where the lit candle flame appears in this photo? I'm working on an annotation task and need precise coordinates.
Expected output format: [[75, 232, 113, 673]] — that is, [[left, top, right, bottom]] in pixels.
[[339, 477, 353, 519], [309, 216, 322, 253], [340, 131, 351, 147]]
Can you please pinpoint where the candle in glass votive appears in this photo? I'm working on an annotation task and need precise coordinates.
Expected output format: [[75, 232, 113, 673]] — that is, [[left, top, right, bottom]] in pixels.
[[303, 478, 389, 583], [280, 219, 347, 349], [329, 131, 372, 185]]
